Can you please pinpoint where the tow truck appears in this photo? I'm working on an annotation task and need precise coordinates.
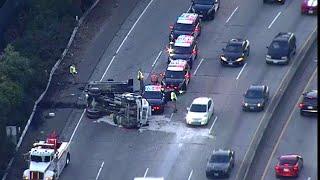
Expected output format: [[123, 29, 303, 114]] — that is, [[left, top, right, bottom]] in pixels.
[[23, 131, 70, 180], [85, 79, 151, 128]]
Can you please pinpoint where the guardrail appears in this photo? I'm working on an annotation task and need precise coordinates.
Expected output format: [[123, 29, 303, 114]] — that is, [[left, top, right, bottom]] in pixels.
[[235, 27, 317, 180], [1, 0, 101, 179]]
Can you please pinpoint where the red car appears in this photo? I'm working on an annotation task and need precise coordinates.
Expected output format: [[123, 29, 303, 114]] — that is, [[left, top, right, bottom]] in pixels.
[[301, 0, 318, 14], [275, 154, 303, 178]]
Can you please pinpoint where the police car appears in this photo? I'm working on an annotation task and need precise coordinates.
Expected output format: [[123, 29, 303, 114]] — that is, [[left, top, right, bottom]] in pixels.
[[161, 60, 191, 95], [167, 35, 198, 68], [142, 85, 166, 113], [169, 13, 201, 42]]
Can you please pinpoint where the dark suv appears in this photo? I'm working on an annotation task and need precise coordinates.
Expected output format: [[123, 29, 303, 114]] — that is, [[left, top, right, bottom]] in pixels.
[[299, 90, 318, 116], [169, 13, 201, 42], [242, 85, 269, 111], [189, 0, 220, 20], [167, 35, 198, 68], [266, 32, 296, 65]]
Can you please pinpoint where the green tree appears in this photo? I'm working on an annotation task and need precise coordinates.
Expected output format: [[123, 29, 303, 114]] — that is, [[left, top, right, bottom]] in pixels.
[[0, 80, 23, 116], [0, 44, 34, 88]]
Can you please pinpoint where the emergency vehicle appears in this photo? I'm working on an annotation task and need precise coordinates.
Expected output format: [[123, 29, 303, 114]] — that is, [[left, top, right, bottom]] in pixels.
[[161, 60, 191, 95], [169, 13, 201, 42], [23, 131, 70, 180], [142, 85, 166, 113], [167, 35, 198, 68]]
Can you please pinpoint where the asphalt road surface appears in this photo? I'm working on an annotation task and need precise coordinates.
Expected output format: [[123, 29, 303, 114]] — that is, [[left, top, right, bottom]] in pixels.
[[55, 0, 317, 179], [246, 41, 317, 180]]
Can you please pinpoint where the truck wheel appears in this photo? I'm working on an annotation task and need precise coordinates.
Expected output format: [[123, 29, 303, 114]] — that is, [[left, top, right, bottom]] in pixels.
[[65, 153, 71, 167]]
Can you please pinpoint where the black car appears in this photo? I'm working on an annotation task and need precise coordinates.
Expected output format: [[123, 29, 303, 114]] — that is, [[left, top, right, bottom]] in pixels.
[[167, 35, 198, 68], [299, 90, 318, 115], [263, 0, 285, 5], [161, 60, 191, 95], [169, 13, 201, 42], [206, 149, 235, 178], [220, 38, 250, 66], [242, 85, 269, 111], [142, 85, 167, 113], [189, 0, 220, 20], [266, 32, 296, 65]]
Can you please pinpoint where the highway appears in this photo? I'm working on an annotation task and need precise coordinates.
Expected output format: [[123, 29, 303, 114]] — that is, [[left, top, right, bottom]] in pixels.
[[246, 41, 317, 180], [54, 0, 318, 179]]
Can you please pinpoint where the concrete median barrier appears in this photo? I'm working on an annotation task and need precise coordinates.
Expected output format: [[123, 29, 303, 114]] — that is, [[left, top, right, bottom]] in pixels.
[[235, 27, 317, 180]]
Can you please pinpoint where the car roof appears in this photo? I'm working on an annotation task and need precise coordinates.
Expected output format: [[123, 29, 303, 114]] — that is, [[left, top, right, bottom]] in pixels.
[[145, 85, 162, 92], [192, 97, 211, 105], [279, 155, 299, 161], [212, 149, 231, 156], [177, 13, 198, 24], [167, 60, 188, 71], [228, 38, 244, 46], [305, 0, 318, 6], [248, 85, 265, 91], [305, 90, 317, 98], [174, 35, 194, 47], [274, 32, 294, 41]]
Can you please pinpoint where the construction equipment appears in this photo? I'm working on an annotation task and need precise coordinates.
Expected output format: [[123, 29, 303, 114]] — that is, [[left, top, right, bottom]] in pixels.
[[22, 131, 70, 180], [85, 79, 151, 128]]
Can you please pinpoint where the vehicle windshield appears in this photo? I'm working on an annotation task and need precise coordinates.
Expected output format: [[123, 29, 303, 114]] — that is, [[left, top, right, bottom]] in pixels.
[[194, 0, 214, 5], [270, 41, 288, 50], [210, 154, 230, 163], [165, 70, 184, 79], [280, 157, 297, 165], [225, 44, 242, 53], [174, 23, 193, 31], [245, 89, 263, 98], [143, 91, 163, 99], [173, 46, 193, 54], [190, 104, 207, 113], [30, 155, 51, 162]]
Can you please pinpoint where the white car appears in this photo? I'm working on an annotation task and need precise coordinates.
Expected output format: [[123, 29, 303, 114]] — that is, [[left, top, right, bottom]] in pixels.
[[186, 97, 214, 125]]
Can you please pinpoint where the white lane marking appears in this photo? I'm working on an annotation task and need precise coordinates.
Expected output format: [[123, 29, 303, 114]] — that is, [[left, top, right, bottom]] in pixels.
[[187, 6, 192, 12], [170, 113, 174, 121], [188, 169, 193, 180], [236, 27, 317, 180], [100, 55, 116, 81], [209, 116, 218, 134], [268, 12, 281, 29], [226, 6, 239, 23], [152, 50, 163, 67], [236, 63, 247, 80], [95, 161, 105, 180], [100, 0, 155, 81], [68, 109, 85, 144], [115, 0, 155, 54], [307, 177, 311, 180], [143, 168, 149, 177], [193, 58, 204, 75], [261, 68, 317, 180]]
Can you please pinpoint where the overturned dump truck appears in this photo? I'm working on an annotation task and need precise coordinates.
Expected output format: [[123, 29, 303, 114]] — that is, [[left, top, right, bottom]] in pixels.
[[85, 79, 151, 128]]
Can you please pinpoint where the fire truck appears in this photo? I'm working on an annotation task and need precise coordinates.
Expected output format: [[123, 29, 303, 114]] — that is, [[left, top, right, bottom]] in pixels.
[[23, 131, 70, 180], [85, 79, 151, 128]]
